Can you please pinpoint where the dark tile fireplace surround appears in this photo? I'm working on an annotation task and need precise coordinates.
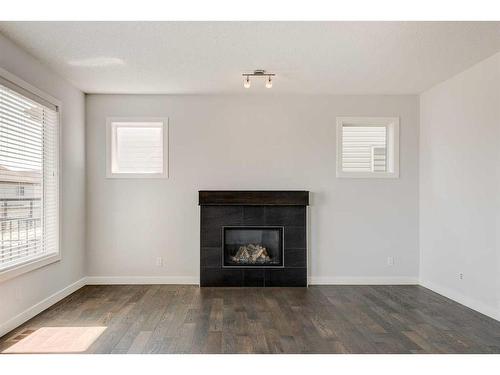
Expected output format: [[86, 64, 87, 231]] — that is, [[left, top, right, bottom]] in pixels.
[[199, 191, 309, 287]]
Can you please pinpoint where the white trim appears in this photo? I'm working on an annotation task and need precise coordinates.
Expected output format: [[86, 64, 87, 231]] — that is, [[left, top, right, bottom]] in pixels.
[[0, 66, 62, 108], [105, 117, 169, 179], [0, 277, 86, 338], [0, 253, 61, 283], [85, 276, 199, 285], [336, 116, 400, 178], [420, 279, 500, 322], [309, 276, 419, 285]]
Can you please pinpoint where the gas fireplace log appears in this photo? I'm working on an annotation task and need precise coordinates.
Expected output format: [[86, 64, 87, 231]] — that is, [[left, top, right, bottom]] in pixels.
[[231, 244, 272, 264]]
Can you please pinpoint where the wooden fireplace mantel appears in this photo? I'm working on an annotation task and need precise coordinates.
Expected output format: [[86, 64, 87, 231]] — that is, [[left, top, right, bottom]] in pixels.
[[198, 190, 309, 206]]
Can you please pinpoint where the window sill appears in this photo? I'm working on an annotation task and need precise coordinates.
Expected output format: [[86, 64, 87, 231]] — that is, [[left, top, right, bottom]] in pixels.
[[105, 172, 168, 179], [336, 171, 399, 179], [0, 253, 61, 283]]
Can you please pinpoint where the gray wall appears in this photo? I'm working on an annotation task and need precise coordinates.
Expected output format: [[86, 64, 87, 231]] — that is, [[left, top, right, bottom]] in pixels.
[[420, 52, 500, 320], [0, 34, 86, 328], [85, 94, 419, 283]]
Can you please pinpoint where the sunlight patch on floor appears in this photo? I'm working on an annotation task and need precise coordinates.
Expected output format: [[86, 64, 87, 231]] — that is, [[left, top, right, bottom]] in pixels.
[[2, 326, 107, 354]]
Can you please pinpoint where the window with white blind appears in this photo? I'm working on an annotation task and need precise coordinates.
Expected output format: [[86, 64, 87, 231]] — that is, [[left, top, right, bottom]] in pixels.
[[336, 117, 399, 178], [0, 71, 60, 279], [106, 118, 168, 178]]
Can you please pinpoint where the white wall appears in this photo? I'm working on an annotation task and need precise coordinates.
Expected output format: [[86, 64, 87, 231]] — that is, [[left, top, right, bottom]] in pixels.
[[0, 35, 86, 334], [86, 94, 419, 284], [420, 52, 500, 320]]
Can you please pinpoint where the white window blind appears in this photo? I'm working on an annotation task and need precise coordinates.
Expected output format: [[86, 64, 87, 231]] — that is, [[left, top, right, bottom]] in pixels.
[[0, 79, 59, 271], [341, 125, 387, 172], [107, 119, 168, 178]]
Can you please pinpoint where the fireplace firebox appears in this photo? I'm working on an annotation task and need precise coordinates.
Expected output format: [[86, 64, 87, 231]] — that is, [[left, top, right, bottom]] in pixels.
[[223, 226, 284, 268], [199, 191, 309, 287]]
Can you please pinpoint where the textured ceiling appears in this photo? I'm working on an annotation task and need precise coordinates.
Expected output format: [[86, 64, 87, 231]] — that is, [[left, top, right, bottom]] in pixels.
[[0, 21, 499, 94]]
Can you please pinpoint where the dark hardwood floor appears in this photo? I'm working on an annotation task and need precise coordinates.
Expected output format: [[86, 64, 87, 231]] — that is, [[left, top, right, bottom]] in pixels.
[[1, 285, 499, 354]]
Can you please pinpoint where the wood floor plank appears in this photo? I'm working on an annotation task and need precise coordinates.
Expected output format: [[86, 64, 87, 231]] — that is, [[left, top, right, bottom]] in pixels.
[[127, 331, 152, 354]]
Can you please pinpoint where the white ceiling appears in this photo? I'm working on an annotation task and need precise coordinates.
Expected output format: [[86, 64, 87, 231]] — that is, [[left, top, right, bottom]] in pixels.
[[1, 21, 499, 95]]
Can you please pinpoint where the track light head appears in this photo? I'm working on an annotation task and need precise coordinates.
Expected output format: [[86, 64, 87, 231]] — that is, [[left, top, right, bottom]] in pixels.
[[243, 76, 251, 88], [265, 76, 273, 88]]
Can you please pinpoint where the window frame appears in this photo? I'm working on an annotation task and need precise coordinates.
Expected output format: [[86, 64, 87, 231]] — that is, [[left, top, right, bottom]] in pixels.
[[106, 117, 169, 179], [336, 116, 400, 179], [0, 67, 62, 283]]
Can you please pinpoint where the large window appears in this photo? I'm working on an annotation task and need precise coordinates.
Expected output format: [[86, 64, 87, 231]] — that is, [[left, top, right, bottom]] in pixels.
[[106, 118, 168, 178], [0, 71, 60, 279], [336, 117, 399, 178]]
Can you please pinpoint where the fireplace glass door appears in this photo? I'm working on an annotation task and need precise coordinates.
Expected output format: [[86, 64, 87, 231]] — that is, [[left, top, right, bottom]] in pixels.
[[223, 226, 284, 268]]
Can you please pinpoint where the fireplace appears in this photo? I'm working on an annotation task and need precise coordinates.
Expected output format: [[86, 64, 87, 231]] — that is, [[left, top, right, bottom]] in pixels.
[[223, 226, 284, 268], [199, 191, 309, 287]]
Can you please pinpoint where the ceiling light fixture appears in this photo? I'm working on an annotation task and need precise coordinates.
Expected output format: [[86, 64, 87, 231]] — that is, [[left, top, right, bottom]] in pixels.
[[242, 70, 276, 89]]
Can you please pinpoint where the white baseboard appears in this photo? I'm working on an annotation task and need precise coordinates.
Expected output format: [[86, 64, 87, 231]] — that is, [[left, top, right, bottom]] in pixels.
[[0, 277, 86, 338], [85, 276, 199, 285], [309, 276, 419, 285], [419, 279, 499, 322]]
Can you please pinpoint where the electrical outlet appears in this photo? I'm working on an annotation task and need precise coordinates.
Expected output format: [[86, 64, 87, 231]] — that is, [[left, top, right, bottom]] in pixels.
[[387, 256, 394, 266], [459, 273, 464, 280], [156, 257, 163, 267]]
